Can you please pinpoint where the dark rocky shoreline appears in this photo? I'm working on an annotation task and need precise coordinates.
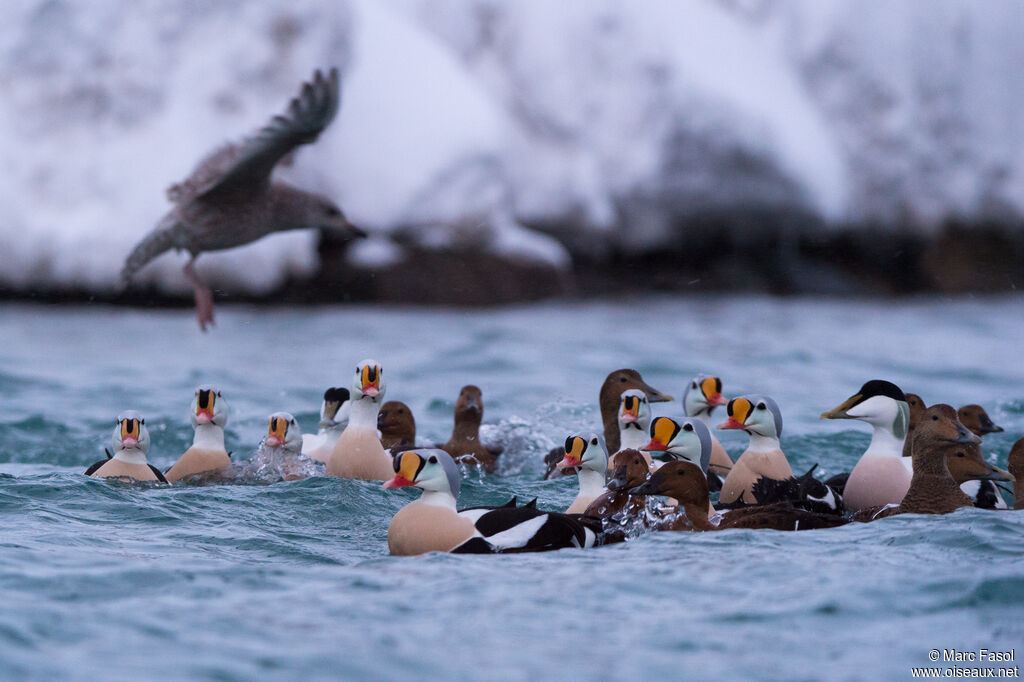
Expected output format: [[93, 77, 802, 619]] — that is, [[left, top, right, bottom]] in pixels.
[[3, 222, 1023, 308]]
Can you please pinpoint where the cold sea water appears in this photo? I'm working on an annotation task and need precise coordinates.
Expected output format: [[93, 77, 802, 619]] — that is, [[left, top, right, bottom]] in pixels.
[[1, 296, 1022, 681]]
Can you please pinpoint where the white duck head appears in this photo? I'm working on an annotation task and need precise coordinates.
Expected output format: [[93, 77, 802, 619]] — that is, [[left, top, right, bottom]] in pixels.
[[642, 416, 712, 473], [717, 395, 783, 440], [111, 411, 151, 461], [261, 412, 303, 454], [350, 359, 386, 403], [556, 433, 608, 474], [383, 449, 462, 501], [683, 374, 728, 418], [190, 385, 229, 429]]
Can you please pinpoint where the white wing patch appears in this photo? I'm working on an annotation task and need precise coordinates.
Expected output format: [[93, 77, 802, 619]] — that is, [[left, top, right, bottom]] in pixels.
[[484, 514, 549, 550]]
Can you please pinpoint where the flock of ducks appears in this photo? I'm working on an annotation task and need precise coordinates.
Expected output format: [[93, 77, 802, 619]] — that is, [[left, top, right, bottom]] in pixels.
[[84, 361, 1024, 555]]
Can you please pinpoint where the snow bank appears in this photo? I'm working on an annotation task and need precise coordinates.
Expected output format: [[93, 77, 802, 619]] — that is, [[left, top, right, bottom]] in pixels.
[[1, 0, 1022, 294]]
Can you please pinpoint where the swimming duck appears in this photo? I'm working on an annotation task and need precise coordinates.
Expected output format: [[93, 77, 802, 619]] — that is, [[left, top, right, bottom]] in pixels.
[[119, 68, 365, 331], [716, 395, 793, 505], [749, 464, 843, 515], [542, 368, 673, 479], [384, 449, 598, 555], [378, 400, 416, 452], [250, 412, 314, 481], [820, 380, 911, 512], [641, 415, 715, 514], [629, 461, 848, 532], [556, 433, 609, 514], [957, 404, 1004, 437], [326, 360, 393, 481], [902, 395, 1008, 508], [682, 374, 733, 479], [1008, 438, 1024, 510], [886, 404, 1012, 517], [440, 385, 503, 471], [583, 448, 650, 522], [302, 387, 350, 463], [165, 386, 231, 482], [616, 389, 653, 466], [85, 412, 167, 482]]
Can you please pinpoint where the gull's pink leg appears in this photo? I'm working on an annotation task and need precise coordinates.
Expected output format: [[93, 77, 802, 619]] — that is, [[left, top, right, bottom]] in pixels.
[[183, 256, 215, 331]]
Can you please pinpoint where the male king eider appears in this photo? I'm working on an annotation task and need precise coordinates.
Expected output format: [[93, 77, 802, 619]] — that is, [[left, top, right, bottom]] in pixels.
[[682, 374, 734, 479], [326, 359, 393, 480], [716, 395, 793, 505], [615, 389, 653, 468], [165, 386, 231, 482], [302, 387, 351, 463], [383, 449, 598, 555], [85, 412, 167, 483], [556, 433, 609, 514]]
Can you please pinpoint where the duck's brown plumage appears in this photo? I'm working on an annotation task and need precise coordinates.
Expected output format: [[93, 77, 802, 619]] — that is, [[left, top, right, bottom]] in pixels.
[[956, 404, 1003, 437], [378, 401, 416, 451], [901, 393, 927, 458], [441, 385, 502, 472], [583, 449, 649, 520], [860, 404, 1011, 520], [631, 461, 848, 532], [1007, 437, 1024, 511]]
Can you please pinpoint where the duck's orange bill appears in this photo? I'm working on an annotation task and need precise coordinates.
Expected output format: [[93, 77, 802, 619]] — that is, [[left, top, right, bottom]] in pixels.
[[706, 393, 727, 406], [641, 437, 666, 452], [266, 416, 287, 446], [717, 417, 746, 430], [120, 418, 140, 446], [361, 365, 381, 396], [702, 377, 727, 406], [557, 436, 586, 469], [383, 475, 414, 489]]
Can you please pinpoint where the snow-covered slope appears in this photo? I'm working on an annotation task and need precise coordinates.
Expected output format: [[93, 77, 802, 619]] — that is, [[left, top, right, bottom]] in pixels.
[[0, 0, 1021, 293]]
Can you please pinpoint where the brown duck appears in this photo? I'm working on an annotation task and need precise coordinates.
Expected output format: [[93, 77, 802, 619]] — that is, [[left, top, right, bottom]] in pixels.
[[856, 404, 1013, 521], [543, 368, 673, 478], [378, 401, 416, 452], [629, 461, 848, 532], [440, 385, 503, 472], [1006, 437, 1024, 510], [583, 449, 650, 521]]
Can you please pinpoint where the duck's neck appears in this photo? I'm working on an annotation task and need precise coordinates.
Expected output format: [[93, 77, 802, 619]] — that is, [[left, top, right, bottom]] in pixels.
[[680, 502, 716, 531], [578, 467, 606, 498], [113, 448, 147, 465], [451, 415, 480, 441], [864, 424, 903, 458], [691, 408, 713, 425], [318, 419, 346, 435], [619, 422, 648, 451], [900, 453, 972, 514], [746, 433, 781, 454], [417, 490, 457, 511], [347, 398, 380, 431], [192, 423, 225, 450]]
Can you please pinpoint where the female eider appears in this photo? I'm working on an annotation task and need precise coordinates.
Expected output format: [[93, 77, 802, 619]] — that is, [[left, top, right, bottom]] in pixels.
[[716, 395, 793, 505], [820, 380, 911, 512], [378, 400, 416, 452], [165, 386, 231, 482], [85, 412, 167, 483], [440, 385, 503, 471], [857, 404, 1013, 520], [682, 374, 733, 478], [302, 387, 350, 463], [1008, 438, 1024, 510], [326, 360, 393, 481], [629, 461, 848, 532], [384, 449, 598, 555]]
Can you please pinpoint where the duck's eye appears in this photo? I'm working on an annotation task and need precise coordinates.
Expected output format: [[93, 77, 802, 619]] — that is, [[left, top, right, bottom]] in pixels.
[[756, 404, 766, 410], [591, 438, 598, 445], [398, 409, 404, 414], [620, 377, 627, 383], [955, 452, 965, 458], [683, 423, 693, 432], [428, 455, 438, 464], [932, 415, 939, 421], [326, 206, 340, 216], [692, 381, 698, 388]]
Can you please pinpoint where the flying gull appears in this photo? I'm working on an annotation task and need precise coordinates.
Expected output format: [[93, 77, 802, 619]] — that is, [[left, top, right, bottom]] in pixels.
[[120, 68, 364, 330]]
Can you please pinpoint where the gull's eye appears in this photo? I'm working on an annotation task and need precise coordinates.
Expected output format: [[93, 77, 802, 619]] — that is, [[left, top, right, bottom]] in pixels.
[[683, 423, 693, 432], [428, 455, 438, 464]]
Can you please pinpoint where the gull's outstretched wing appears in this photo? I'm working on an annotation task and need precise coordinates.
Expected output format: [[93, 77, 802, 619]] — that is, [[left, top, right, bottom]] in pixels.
[[190, 68, 340, 200]]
